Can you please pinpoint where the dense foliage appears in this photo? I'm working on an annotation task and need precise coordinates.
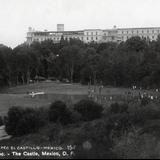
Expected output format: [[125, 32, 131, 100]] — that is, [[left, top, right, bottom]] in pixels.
[[3, 99, 160, 158], [110, 103, 128, 114], [74, 99, 104, 121], [49, 100, 72, 125], [5, 107, 47, 136], [1, 36, 160, 88]]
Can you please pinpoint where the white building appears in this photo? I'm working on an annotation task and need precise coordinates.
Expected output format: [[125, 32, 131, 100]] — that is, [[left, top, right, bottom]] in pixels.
[[26, 25, 160, 45]]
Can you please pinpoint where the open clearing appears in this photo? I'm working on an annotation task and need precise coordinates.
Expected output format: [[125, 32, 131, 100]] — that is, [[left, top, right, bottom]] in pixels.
[[0, 82, 158, 116]]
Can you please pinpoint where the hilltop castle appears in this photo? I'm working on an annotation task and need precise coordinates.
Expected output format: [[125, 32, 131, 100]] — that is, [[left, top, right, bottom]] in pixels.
[[26, 24, 160, 45]]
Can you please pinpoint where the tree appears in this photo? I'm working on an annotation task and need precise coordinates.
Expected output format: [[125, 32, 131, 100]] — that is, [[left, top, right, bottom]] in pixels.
[[60, 45, 81, 83]]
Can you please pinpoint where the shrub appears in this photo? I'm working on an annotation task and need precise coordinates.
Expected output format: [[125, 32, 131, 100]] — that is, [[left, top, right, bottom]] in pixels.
[[74, 99, 104, 121], [129, 107, 160, 126], [49, 101, 72, 125], [110, 103, 128, 114], [5, 107, 47, 136], [106, 113, 132, 137], [112, 132, 160, 159], [5, 107, 24, 136], [141, 97, 150, 106]]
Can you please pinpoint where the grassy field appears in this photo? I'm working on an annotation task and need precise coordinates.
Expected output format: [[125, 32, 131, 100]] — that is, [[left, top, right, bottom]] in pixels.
[[1, 82, 160, 159], [0, 81, 159, 116]]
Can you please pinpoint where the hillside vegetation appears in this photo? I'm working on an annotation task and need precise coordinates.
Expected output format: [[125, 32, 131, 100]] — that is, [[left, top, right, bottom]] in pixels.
[[0, 97, 160, 159]]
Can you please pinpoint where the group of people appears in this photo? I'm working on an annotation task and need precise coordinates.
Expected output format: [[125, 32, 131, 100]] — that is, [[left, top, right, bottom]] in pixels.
[[87, 84, 160, 103], [125, 86, 160, 103]]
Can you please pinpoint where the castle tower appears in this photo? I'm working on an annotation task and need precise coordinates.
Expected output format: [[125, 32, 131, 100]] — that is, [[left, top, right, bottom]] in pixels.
[[57, 24, 64, 32]]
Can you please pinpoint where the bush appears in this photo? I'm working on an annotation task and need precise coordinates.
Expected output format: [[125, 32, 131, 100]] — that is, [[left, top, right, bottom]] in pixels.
[[110, 103, 128, 114], [49, 101, 72, 125], [129, 107, 160, 126], [5, 107, 47, 136], [5, 107, 24, 136], [74, 99, 104, 121], [106, 113, 132, 137], [141, 97, 150, 106], [112, 132, 160, 159]]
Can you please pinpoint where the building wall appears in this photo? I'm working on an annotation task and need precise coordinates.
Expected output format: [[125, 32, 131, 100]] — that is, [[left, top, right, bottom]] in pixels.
[[117, 28, 160, 41], [26, 27, 160, 45], [57, 24, 64, 32], [83, 29, 103, 43]]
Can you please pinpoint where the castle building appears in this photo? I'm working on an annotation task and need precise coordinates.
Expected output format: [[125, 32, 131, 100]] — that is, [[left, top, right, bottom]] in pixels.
[[26, 24, 160, 45]]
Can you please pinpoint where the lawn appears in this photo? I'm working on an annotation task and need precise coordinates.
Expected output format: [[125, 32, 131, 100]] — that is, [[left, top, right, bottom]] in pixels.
[[0, 82, 88, 116], [0, 81, 159, 116]]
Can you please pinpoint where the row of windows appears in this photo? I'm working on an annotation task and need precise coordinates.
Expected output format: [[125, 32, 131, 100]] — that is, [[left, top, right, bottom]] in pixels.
[[86, 37, 98, 41], [86, 32, 98, 36], [122, 35, 158, 40], [120, 29, 160, 34], [36, 36, 98, 41], [33, 36, 84, 42], [32, 33, 159, 42]]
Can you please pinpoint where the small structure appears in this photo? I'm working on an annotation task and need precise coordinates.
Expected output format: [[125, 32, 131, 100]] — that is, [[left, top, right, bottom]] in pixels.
[[29, 91, 45, 98]]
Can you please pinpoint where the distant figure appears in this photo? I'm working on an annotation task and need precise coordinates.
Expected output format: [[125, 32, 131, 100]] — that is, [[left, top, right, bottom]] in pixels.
[[150, 96, 154, 100], [141, 94, 144, 99], [94, 96, 98, 102], [132, 85, 137, 90], [99, 85, 103, 95]]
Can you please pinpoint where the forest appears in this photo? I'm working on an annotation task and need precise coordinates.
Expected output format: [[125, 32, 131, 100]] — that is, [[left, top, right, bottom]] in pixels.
[[0, 36, 160, 88]]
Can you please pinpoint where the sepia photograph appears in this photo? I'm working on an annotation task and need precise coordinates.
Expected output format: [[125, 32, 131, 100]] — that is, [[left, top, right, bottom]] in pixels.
[[0, 0, 160, 159]]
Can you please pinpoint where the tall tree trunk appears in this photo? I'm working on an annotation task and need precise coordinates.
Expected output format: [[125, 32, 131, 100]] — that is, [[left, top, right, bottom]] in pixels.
[[16, 76, 19, 85], [21, 74, 25, 85], [26, 71, 30, 84], [70, 64, 74, 83]]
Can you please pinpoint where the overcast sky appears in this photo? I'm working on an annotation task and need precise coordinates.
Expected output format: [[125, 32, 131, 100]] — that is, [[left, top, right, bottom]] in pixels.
[[0, 0, 160, 48]]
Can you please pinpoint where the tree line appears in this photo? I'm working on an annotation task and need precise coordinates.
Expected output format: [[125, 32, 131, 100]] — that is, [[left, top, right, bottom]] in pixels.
[[0, 36, 160, 88]]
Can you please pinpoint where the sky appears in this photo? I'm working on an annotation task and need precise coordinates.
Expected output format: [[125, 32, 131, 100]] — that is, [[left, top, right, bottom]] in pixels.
[[0, 0, 160, 48]]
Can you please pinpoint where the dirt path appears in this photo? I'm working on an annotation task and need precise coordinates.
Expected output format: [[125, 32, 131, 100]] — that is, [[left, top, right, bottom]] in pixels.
[[0, 125, 11, 141]]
